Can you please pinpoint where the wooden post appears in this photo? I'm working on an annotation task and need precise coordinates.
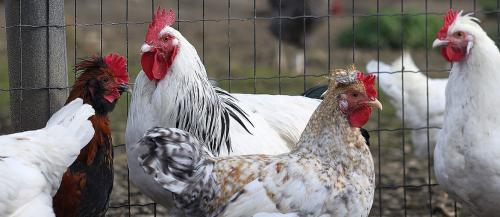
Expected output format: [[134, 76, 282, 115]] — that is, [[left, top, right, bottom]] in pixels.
[[5, 0, 68, 131]]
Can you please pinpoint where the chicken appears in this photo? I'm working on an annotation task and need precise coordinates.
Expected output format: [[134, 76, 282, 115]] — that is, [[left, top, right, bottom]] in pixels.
[[268, 0, 317, 74], [302, 85, 371, 146], [366, 53, 447, 156], [0, 98, 95, 217], [126, 8, 320, 210], [432, 10, 500, 216], [52, 54, 129, 217], [267, 0, 341, 74], [135, 66, 381, 217]]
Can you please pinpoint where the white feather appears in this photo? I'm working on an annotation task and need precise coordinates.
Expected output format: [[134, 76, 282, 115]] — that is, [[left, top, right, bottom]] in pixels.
[[222, 94, 320, 155], [0, 98, 94, 217], [252, 213, 299, 217], [222, 180, 280, 217], [366, 52, 447, 156], [219, 154, 373, 217], [434, 12, 500, 216]]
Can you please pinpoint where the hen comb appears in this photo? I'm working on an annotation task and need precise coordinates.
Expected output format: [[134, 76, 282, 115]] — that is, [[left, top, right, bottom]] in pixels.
[[437, 9, 459, 39], [145, 8, 176, 43], [357, 72, 377, 98], [104, 53, 129, 84]]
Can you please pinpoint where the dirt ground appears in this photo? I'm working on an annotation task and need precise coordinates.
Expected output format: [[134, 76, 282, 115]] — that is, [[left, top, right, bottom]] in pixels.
[[0, 0, 492, 216]]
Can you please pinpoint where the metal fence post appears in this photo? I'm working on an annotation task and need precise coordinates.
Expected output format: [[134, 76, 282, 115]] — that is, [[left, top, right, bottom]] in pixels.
[[5, 0, 68, 131]]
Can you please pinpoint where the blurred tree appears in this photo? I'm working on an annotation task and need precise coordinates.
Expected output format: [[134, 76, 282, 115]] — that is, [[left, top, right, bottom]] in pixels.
[[337, 10, 441, 50], [479, 0, 499, 18]]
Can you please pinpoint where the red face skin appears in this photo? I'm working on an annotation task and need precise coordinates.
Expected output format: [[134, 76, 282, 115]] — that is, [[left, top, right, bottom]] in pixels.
[[88, 73, 125, 104], [141, 33, 179, 82], [440, 31, 469, 62], [103, 79, 122, 103], [338, 90, 374, 128]]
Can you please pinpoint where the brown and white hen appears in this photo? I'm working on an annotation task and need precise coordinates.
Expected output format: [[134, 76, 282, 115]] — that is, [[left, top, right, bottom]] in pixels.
[[136, 66, 381, 217]]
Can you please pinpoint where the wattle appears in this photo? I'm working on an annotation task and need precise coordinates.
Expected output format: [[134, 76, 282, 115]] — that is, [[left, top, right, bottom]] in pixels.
[[141, 52, 156, 80], [348, 106, 372, 128], [104, 89, 120, 103], [441, 45, 466, 62], [141, 51, 169, 81]]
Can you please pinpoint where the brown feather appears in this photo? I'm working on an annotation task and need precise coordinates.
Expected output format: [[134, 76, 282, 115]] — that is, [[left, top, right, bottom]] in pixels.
[[53, 172, 86, 216], [53, 56, 118, 217]]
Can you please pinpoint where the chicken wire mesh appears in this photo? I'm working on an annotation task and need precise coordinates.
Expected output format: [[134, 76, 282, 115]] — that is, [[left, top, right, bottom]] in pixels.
[[1, 0, 500, 216]]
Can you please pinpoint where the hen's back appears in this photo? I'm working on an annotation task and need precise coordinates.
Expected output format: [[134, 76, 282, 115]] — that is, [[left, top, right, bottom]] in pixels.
[[0, 99, 95, 217]]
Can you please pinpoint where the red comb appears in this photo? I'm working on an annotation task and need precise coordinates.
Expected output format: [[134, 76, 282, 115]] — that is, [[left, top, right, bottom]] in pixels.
[[104, 53, 128, 84], [145, 8, 176, 43], [357, 72, 377, 98], [437, 9, 459, 39]]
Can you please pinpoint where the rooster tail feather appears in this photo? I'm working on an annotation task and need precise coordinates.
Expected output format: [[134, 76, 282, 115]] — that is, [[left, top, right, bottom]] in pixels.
[[138, 127, 217, 214], [214, 87, 254, 154], [215, 88, 254, 129]]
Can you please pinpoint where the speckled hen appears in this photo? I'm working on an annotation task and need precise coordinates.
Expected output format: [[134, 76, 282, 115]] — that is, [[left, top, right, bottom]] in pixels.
[[136, 66, 381, 217]]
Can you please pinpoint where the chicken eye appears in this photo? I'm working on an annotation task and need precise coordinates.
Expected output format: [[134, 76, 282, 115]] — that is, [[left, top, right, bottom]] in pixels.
[[352, 93, 359, 97], [456, 31, 464, 37], [102, 76, 110, 83], [162, 35, 172, 42]]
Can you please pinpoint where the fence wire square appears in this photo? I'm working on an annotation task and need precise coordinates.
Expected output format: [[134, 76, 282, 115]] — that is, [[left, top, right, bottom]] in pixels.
[[2, 0, 499, 216]]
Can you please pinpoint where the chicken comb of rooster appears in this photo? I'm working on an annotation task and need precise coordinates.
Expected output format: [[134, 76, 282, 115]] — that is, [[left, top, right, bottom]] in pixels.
[[437, 9, 459, 39], [145, 8, 176, 43], [104, 53, 129, 84]]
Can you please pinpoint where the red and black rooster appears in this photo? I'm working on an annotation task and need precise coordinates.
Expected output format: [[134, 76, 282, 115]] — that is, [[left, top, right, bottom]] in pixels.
[[52, 54, 129, 217]]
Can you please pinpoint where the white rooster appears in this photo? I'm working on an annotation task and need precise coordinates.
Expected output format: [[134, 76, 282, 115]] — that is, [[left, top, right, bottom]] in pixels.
[[125, 8, 319, 209], [0, 98, 95, 217], [135, 67, 381, 217], [366, 53, 447, 156], [432, 10, 500, 216]]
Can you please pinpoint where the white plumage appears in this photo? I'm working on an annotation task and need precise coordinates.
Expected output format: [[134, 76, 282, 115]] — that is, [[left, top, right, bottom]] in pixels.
[[252, 212, 298, 217], [366, 52, 447, 156], [126, 13, 319, 210], [433, 11, 500, 216], [0, 98, 95, 217], [227, 94, 320, 152]]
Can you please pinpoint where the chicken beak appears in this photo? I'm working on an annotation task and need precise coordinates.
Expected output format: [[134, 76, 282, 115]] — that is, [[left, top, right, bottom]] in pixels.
[[118, 84, 131, 94], [366, 99, 383, 110], [432, 38, 449, 48], [140, 43, 153, 53]]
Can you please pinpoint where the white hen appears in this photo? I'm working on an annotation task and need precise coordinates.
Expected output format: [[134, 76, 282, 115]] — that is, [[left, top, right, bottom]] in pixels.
[[0, 98, 95, 217], [432, 10, 500, 216], [126, 8, 319, 209], [366, 52, 447, 156]]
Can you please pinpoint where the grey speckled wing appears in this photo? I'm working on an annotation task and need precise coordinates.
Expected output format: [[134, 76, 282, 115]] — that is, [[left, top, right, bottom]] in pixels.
[[137, 127, 219, 216]]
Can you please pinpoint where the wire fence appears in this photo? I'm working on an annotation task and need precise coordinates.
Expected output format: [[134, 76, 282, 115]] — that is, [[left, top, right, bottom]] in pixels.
[[2, 0, 499, 216]]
